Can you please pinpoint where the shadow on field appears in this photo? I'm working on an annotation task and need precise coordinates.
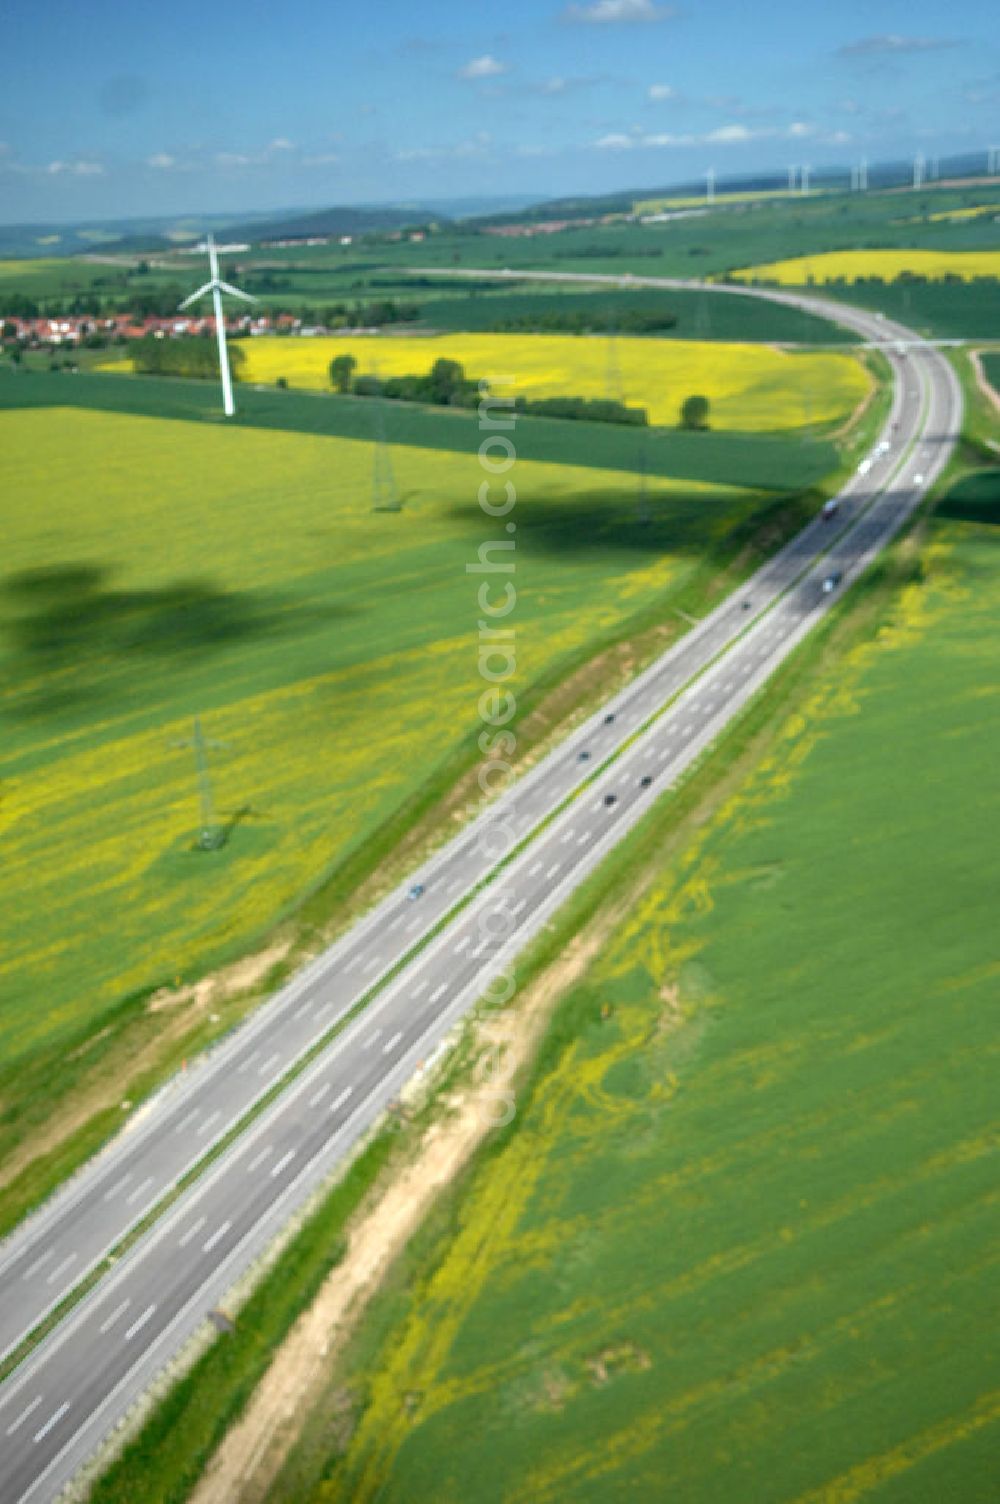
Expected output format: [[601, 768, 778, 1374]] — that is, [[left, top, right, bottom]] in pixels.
[[935, 470, 1000, 528], [1, 563, 357, 719], [445, 485, 759, 559]]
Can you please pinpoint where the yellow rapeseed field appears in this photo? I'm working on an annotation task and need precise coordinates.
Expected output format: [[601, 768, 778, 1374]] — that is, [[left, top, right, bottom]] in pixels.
[[730, 249, 1000, 284], [634, 188, 819, 213], [234, 334, 870, 432]]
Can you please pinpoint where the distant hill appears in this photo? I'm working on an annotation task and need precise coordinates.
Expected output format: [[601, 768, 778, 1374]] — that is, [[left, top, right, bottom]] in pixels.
[[221, 204, 448, 244], [468, 151, 1000, 227], [0, 210, 278, 260]]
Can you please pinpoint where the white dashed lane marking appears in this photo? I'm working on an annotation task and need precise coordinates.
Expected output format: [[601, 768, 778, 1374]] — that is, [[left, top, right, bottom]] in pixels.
[[98, 1299, 130, 1336], [123, 1305, 156, 1342], [5, 1397, 42, 1436], [178, 1216, 207, 1249], [45, 1254, 76, 1287], [33, 1402, 69, 1444], [203, 1222, 231, 1254]]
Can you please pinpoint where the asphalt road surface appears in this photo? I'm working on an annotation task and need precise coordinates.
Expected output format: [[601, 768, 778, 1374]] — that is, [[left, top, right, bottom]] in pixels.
[[0, 286, 962, 1503]]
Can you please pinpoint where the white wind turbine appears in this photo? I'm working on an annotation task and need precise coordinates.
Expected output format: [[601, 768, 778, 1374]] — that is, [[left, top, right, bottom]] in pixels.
[[179, 235, 256, 417]]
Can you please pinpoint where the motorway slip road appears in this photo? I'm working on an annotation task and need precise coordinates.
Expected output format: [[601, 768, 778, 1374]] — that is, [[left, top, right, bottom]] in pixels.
[[0, 299, 962, 1503]]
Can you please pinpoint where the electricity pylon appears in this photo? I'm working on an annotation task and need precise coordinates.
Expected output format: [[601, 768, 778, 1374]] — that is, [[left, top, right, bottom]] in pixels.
[[172, 716, 229, 850], [605, 306, 624, 407], [369, 361, 400, 511], [636, 428, 651, 526]]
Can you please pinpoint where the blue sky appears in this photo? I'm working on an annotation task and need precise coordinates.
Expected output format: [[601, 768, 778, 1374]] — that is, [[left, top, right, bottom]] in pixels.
[[2, 0, 998, 223]]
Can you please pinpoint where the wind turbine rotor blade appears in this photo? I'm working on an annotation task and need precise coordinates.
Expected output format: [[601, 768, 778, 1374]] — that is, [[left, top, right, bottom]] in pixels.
[[216, 281, 257, 302], [179, 282, 214, 309]]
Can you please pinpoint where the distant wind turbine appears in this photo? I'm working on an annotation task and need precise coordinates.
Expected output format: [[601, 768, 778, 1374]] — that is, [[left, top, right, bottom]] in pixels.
[[179, 235, 256, 417]]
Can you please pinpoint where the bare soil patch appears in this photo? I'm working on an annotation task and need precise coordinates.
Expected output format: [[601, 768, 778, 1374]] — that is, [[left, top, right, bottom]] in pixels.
[[187, 902, 632, 1504]]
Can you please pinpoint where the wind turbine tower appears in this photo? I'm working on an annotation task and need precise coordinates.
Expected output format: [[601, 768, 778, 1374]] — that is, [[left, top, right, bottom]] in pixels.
[[788, 164, 798, 193], [913, 153, 925, 189], [800, 164, 811, 195], [860, 156, 868, 191], [179, 235, 256, 418], [706, 167, 716, 205], [989, 146, 1000, 177]]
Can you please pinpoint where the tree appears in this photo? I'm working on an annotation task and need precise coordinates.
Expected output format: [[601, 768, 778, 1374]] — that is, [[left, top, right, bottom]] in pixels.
[[679, 394, 710, 430], [426, 357, 465, 404], [329, 353, 357, 393]]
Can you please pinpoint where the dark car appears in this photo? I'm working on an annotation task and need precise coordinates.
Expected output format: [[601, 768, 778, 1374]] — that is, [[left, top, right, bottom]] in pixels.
[[822, 571, 843, 594], [578, 749, 591, 762], [408, 884, 425, 900], [604, 793, 618, 807], [604, 713, 615, 724], [640, 775, 653, 788]]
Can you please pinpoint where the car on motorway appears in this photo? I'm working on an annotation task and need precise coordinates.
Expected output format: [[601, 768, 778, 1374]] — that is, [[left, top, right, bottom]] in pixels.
[[822, 572, 843, 594], [604, 713, 615, 724], [914, 473, 924, 485], [640, 775, 653, 788], [603, 793, 618, 807], [408, 883, 425, 900], [821, 498, 839, 522], [578, 749, 591, 761]]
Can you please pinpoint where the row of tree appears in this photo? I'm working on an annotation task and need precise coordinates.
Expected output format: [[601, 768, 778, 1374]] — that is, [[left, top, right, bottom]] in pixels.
[[329, 355, 701, 427], [482, 308, 679, 335], [129, 335, 246, 380]]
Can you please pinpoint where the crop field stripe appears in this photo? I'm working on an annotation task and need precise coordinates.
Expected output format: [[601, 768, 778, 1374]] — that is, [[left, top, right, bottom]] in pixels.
[[0, 369, 837, 491]]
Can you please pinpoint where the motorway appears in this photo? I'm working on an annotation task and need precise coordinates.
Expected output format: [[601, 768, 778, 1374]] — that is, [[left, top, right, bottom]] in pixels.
[[0, 287, 962, 1502]]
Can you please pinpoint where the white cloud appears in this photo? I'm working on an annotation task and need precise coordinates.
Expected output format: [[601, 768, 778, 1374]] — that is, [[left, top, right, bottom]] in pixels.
[[593, 118, 835, 152], [147, 152, 176, 169], [706, 123, 754, 144], [395, 133, 493, 163], [836, 33, 959, 58], [565, 0, 674, 21], [268, 137, 294, 151], [648, 82, 674, 100], [595, 129, 693, 149], [47, 159, 105, 176], [302, 152, 340, 167], [458, 54, 508, 80]]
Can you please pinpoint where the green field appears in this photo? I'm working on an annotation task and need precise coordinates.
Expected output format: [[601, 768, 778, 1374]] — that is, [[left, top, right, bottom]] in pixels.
[[0, 369, 839, 491], [0, 396, 800, 1183], [367, 184, 1000, 283], [5, 181, 1000, 331], [821, 280, 1000, 341], [416, 287, 857, 344], [272, 480, 1000, 1503]]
